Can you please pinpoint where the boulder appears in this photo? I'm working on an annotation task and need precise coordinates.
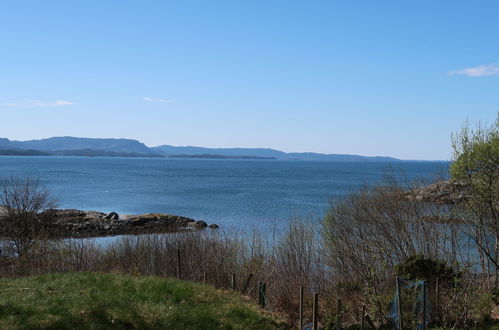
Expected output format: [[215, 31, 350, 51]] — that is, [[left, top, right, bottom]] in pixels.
[[105, 212, 119, 220], [209, 224, 219, 229], [194, 220, 208, 228]]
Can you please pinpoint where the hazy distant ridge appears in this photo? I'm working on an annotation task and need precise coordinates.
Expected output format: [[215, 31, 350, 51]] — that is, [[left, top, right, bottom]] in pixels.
[[0, 137, 399, 161], [151, 145, 399, 161]]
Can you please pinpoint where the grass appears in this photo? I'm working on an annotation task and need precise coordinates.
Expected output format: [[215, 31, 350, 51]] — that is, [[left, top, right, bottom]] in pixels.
[[0, 272, 285, 329]]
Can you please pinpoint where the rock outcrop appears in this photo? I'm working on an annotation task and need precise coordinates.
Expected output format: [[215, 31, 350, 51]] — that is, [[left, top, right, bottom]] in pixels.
[[406, 180, 468, 205], [34, 209, 218, 238]]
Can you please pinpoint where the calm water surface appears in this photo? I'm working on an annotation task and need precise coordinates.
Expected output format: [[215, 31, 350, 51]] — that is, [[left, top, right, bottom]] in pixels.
[[0, 156, 449, 233]]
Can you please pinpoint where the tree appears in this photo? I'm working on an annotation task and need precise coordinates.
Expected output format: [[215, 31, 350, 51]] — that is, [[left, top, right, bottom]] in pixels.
[[450, 114, 499, 285], [0, 176, 56, 257]]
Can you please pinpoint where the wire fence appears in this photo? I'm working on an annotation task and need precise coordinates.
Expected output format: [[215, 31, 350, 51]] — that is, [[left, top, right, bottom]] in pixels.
[[175, 249, 435, 330]]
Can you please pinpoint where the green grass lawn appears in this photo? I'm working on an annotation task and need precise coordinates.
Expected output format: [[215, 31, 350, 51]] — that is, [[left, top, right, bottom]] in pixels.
[[0, 272, 285, 329]]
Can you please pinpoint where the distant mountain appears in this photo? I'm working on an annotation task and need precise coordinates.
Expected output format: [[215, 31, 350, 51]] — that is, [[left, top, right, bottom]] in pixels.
[[151, 145, 287, 158], [6, 137, 153, 154], [0, 138, 12, 149], [152, 145, 399, 162], [167, 154, 276, 160], [0, 137, 400, 161]]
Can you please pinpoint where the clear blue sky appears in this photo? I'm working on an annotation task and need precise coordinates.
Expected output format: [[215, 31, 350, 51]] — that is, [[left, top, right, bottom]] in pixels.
[[1, 1, 497, 160]]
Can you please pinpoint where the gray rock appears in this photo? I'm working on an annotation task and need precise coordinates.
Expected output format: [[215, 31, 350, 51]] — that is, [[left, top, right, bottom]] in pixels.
[[105, 212, 119, 220], [406, 180, 468, 205], [32, 209, 204, 238], [195, 220, 208, 228]]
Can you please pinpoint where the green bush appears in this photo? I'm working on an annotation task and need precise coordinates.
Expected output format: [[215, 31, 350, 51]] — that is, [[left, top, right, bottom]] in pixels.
[[394, 255, 457, 284]]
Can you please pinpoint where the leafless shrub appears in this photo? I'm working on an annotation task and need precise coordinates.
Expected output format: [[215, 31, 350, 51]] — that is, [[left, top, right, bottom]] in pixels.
[[0, 176, 57, 258], [322, 179, 463, 284]]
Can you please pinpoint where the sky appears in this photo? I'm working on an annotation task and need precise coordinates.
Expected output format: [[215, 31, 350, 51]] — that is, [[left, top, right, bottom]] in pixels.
[[0, 1, 497, 160]]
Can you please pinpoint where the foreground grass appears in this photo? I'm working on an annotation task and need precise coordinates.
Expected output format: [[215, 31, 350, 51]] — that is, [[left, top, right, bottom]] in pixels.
[[0, 272, 285, 329]]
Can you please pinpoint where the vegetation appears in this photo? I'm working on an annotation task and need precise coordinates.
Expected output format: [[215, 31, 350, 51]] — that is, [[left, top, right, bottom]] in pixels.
[[320, 180, 493, 328], [0, 176, 56, 257], [394, 255, 457, 284], [450, 115, 499, 285], [0, 272, 284, 329], [322, 180, 462, 282], [0, 221, 490, 329]]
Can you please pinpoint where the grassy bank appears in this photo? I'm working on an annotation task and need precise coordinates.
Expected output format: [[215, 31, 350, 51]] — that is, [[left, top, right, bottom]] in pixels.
[[0, 272, 285, 329]]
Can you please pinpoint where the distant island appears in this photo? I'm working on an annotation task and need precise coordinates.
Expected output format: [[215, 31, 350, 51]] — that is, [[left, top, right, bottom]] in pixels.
[[0, 136, 400, 162]]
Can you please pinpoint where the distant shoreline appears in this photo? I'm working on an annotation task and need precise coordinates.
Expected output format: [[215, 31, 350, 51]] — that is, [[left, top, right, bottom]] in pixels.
[[0, 149, 275, 160], [0, 152, 448, 162], [0, 136, 402, 162]]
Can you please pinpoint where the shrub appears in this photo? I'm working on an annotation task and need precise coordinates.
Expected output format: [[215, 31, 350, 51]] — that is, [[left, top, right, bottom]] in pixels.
[[394, 255, 457, 284], [0, 176, 56, 257]]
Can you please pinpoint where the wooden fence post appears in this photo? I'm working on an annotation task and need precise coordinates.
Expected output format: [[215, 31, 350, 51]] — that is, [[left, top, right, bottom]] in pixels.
[[231, 273, 236, 290], [299, 286, 304, 330], [203, 272, 207, 284], [261, 282, 267, 309], [422, 281, 427, 330], [396, 276, 402, 330], [312, 292, 318, 330], [435, 277, 440, 322], [336, 298, 342, 329], [361, 304, 366, 330], [177, 249, 181, 278], [242, 273, 254, 294], [258, 282, 263, 307]]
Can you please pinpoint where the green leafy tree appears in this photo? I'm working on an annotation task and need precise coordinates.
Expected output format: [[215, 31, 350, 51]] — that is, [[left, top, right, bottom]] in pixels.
[[450, 114, 499, 285]]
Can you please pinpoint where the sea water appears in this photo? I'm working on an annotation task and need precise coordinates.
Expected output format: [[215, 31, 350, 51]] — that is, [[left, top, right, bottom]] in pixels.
[[0, 156, 448, 234]]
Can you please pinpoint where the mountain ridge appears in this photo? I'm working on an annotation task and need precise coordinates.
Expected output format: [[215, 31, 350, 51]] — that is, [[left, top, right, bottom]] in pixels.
[[0, 136, 400, 162]]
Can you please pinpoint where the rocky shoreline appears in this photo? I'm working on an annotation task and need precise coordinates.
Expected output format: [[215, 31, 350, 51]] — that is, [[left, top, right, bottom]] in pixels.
[[1, 208, 219, 238], [49, 209, 220, 238], [0, 180, 464, 239]]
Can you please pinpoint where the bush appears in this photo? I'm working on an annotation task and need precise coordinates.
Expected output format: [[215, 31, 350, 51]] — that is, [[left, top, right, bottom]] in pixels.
[[394, 255, 457, 284], [450, 116, 499, 278], [0, 176, 56, 257], [322, 179, 462, 284]]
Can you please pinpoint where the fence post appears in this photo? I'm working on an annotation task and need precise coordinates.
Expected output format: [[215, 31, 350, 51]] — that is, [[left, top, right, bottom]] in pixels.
[[361, 304, 366, 330], [258, 282, 263, 307], [242, 273, 254, 294], [396, 276, 402, 330], [299, 286, 304, 330], [262, 282, 267, 309], [221, 257, 224, 287], [313, 292, 319, 330], [435, 277, 439, 322], [336, 298, 342, 329], [422, 281, 427, 330], [177, 249, 181, 278], [231, 273, 236, 290], [203, 272, 207, 284]]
